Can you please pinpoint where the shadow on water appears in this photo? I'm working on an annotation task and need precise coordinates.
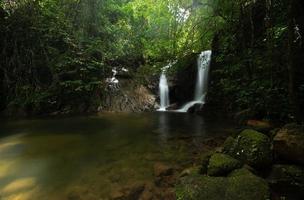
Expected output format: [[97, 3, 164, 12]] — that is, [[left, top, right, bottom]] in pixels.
[[0, 112, 234, 199]]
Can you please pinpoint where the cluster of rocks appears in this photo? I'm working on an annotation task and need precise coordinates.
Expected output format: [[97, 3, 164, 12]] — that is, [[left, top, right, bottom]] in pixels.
[[106, 122, 304, 200], [176, 123, 304, 200], [110, 162, 177, 200]]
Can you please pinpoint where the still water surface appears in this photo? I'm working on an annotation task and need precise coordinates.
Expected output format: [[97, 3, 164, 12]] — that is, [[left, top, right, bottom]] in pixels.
[[0, 112, 233, 200]]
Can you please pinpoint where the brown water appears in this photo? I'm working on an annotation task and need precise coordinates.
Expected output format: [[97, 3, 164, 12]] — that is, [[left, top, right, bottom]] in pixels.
[[0, 112, 233, 200]]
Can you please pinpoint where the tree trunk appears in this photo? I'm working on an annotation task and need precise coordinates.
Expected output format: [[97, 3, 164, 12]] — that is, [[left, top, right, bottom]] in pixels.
[[287, 0, 304, 122]]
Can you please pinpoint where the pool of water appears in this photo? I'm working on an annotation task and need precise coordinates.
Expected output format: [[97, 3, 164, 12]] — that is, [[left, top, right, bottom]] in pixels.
[[0, 112, 234, 200]]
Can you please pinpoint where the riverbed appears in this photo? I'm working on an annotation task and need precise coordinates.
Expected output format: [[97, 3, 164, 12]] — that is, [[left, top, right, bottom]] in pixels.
[[0, 112, 234, 199]]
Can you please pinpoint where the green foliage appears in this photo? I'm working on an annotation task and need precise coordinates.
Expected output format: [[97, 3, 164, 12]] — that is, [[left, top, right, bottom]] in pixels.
[[1, 0, 217, 114], [208, 0, 293, 120]]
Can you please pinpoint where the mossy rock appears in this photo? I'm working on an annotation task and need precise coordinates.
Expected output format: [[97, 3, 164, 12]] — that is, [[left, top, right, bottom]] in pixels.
[[223, 129, 272, 169], [207, 153, 242, 176], [226, 168, 270, 200], [175, 168, 270, 200], [200, 152, 213, 174], [175, 175, 226, 200]]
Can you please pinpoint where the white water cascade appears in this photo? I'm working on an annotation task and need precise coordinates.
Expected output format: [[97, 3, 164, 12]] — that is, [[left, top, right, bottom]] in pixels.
[[158, 72, 170, 111], [176, 50, 212, 113]]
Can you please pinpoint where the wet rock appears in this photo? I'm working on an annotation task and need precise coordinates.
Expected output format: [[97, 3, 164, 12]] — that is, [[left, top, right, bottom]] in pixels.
[[234, 109, 257, 125], [207, 153, 242, 176], [246, 120, 273, 135], [180, 166, 200, 178], [267, 164, 304, 193], [273, 124, 304, 165], [176, 168, 270, 200], [110, 182, 145, 200], [153, 163, 174, 177], [67, 193, 82, 200], [138, 183, 155, 200], [223, 129, 272, 169], [200, 152, 213, 174], [161, 188, 176, 200], [153, 163, 177, 188]]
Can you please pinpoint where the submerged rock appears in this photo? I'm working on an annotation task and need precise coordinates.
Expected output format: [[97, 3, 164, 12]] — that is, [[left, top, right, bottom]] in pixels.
[[175, 168, 270, 200], [207, 153, 242, 176], [223, 129, 272, 169], [153, 163, 176, 188], [153, 163, 174, 177], [110, 182, 145, 200], [273, 124, 304, 165]]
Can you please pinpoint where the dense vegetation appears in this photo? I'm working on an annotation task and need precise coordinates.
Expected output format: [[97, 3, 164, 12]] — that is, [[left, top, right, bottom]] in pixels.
[[0, 0, 303, 122], [209, 0, 304, 122], [0, 0, 215, 115]]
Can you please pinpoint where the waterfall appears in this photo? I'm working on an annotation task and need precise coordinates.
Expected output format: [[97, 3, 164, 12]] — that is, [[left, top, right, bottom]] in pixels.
[[176, 50, 212, 113], [158, 72, 170, 111]]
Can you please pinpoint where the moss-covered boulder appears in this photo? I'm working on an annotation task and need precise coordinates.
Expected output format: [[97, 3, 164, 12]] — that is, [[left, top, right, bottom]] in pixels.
[[175, 168, 270, 200], [223, 129, 272, 168], [226, 168, 270, 200], [207, 153, 242, 176]]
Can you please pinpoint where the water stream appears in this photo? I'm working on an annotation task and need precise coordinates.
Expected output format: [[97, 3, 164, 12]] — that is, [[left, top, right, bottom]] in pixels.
[[158, 72, 170, 111], [177, 50, 212, 112]]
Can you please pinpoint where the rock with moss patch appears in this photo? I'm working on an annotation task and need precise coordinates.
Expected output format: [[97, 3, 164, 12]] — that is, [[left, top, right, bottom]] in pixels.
[[273, 124, 304, 165], [175, 168, 270, 200], [180, 166, 200, 178], [207, 153, 242, 176], [200, 152, 213, 174], [223, 129, 272, 168]]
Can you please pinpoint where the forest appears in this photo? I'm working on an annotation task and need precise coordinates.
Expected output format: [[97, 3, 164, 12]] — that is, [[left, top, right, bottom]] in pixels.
[[0, 0, 304, 200]]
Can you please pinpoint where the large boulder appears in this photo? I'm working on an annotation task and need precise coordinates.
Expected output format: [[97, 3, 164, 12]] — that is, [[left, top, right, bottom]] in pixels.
[[207, 153, 242, 176], [223, 129, 272, 169], [175, 168, 270, 200], [273, 123, 304, 165]]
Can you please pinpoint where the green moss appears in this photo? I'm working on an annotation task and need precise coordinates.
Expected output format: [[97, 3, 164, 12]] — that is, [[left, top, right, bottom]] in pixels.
[[226, 168, 270, 200], [175, 168, 270, 200], [175, 175, 227, 200], [223, 136, 236, 153], [224, 129, 272, 168], [207, 153, 242, 176], [240, 129, 269, 142]]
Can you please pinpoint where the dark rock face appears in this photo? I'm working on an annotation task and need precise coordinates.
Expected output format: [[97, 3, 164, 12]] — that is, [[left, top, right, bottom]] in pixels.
[[169, 53, 198, 106], [273, 124, 304, 165], [101, 82, 156, 113], [223, 129, 272, 169], [153, 163, 174, 178], [207, 153, 242, 176], [176, 168, 270, 200]]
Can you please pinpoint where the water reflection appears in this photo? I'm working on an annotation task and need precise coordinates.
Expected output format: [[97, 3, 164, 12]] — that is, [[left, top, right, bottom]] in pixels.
[[156, 112, 206, 136], [0, 113, 232, 200]]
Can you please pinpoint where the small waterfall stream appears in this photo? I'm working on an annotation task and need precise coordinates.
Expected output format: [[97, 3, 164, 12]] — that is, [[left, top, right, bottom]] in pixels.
[[176, 50, 212, 112], [158, 72, 170, 111]]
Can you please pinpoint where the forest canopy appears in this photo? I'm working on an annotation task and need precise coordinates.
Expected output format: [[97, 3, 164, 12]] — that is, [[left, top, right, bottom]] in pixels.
[[0, 0, 217, 112], [1, 0, 303, 121]]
